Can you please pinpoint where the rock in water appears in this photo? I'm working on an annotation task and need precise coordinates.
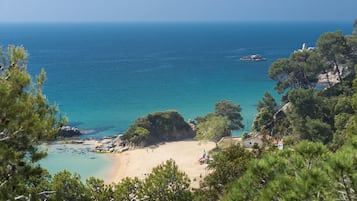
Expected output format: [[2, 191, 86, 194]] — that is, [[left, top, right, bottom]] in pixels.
[[59, 126, 82, 138]]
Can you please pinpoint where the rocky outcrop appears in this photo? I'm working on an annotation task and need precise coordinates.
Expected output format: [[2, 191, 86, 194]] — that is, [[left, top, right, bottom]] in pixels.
[[120, 110, 195, 147], [188, 119, 197, 131], [317, 64, 351, 88], [59, 126, 82, 138], [95, 135, 130, 153]]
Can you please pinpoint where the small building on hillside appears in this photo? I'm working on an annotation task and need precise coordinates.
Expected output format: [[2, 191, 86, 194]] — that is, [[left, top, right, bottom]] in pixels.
[[242, 136, 263, 149], [243, 133, 284, 150], [273, 139, 284, 150], [243, 133, 270, 149]]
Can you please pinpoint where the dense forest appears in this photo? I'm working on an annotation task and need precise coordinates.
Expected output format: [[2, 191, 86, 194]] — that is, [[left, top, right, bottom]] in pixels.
[[0, 20, 357, 200]]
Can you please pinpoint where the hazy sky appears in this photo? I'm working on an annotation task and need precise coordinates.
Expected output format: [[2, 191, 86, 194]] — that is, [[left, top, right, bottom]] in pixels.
[[1, 0, 356, 22]]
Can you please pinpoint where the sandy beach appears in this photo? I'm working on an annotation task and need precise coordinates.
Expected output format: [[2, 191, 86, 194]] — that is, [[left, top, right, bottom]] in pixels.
[[104, 140, 216, 188]]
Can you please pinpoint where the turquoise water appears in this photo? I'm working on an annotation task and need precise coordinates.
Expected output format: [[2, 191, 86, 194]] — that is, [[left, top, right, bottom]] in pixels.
[[39, 143, 114, 182], [0, 22, 353, 179]]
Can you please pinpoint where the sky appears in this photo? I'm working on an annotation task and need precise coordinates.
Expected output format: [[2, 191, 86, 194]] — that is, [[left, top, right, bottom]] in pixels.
[[0, 0, 356, 23]]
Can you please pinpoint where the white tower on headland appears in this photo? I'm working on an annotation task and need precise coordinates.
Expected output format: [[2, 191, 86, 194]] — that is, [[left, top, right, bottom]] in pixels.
[[302, 43, 307, 50], [294, 43, 316, 53]]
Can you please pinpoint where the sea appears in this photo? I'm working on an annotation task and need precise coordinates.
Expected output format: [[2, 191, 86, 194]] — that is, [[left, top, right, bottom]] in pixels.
[[0, 21, 353, 181]]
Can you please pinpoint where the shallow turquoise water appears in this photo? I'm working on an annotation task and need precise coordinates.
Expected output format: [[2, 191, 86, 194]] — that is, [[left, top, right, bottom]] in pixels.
[[40, 143, 115, 182]]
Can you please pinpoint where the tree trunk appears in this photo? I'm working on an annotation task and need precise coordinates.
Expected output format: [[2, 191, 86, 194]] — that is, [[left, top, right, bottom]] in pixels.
[[325, 72, 332, 87], [341, 169, 352, 201], [334, 60, 343, 82]]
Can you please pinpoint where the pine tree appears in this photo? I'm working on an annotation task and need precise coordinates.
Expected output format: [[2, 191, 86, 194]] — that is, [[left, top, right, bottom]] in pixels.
[[138, 159, 193, 201], [0, 45, 64, 200]]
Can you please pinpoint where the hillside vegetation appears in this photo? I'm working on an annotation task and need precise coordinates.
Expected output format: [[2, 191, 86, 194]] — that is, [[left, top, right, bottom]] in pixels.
[[120, 110, 194, 146]]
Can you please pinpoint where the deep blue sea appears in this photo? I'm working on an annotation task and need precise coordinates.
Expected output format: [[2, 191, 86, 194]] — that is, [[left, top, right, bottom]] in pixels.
[[0, 22, 353, 179], [1, 22, 353, 137]]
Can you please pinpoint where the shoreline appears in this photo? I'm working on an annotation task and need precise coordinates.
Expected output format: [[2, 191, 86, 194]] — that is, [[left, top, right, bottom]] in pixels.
[[41, 138, 241, 188], [102, 140, 216, 188]]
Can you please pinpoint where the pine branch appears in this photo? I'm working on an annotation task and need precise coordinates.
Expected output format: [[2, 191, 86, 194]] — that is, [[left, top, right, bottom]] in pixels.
[[0, 127, 23, 141], [11, 191, 56, 201]]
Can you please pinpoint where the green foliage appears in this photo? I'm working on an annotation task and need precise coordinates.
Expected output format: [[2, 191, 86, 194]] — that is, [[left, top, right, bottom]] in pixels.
[[44, 160, 192, 201], [195, 115, 230, 145], [121, 110, 194, 146], [286, 88, 336, 143], [195, 100, 244, 145], [317, 31, 349, 63], [139, 159, 193, 201], [268, 51, 324, 94], [113, 177, 141, 201], [304, 117, 333, 143], [329, 146, 357, 201], [6, 45, 28, 65], [253, 107, 273, 131], [317, 30, 350, 81], [269, 58, 291, 94], [354, 19, 357, 35], [86, 177, 113, 201], [50, 170, 90, 201], [223, 141, 343, 201], [321, 73, 355, 97], [195, 144, 252, 201], [215, 100, 244, 130], [223, 137, 357, 200], [346, 34, 357, 65], [257, 92, 277, 112], [253, 92, 277, 131], [335, 96, 353, 114], [130, 126, 150, 144], [335, 113, 353, 131], [0, 45, 64, 200], [113, 160, 193, 201], [242, 132, 249, 139], [221, 22, 357, 201], [288, 88, 319, 118]]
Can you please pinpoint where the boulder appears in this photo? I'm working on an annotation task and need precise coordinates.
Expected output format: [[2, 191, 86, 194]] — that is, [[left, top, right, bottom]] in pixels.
[[59, 126, 82, 138]]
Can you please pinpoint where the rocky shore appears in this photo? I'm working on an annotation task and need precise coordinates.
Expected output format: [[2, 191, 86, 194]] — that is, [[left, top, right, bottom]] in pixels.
[[94, 135, 131, 153], [57, 126, 131, 153]]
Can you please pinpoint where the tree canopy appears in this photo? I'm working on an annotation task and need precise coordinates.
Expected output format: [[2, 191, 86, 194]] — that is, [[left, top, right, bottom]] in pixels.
[[0, 45, 64, 200], [222, 22, 357, 200], [121, 110, 194, 146], [268, 50, 324, 94], [317, 30, 351, 81], [253, 92, 278, 132], [195, 114, 230, 146], [215, 100, 244, 131], [195, 100, 244, 145], [223, 140, 357, 201], [138, 159, 193, 201], [194, 144, 252, 201]]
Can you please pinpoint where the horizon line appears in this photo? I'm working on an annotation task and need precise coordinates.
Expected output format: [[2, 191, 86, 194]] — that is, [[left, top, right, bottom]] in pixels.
[[0, 19, 354, 24]]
